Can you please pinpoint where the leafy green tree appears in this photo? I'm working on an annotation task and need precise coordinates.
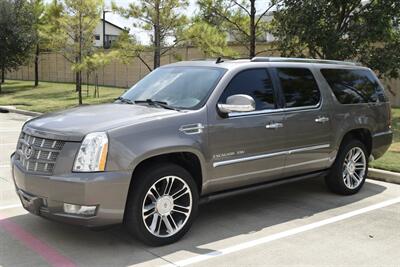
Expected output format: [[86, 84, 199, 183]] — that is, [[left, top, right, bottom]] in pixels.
[[0, 0, 36, 93], [112, 0, 189, 69], [47, 0, 103, 104], [183, 21, 238, 58], [40, 0, 63, 45], [113, 25, 237, 68], [197, 0, 281, 58], [31, 0, 46, 87], [272, 0, 400, 79], [79, 51, 119, 97], [112, 31, 152, 71], [31, 0, 63, 87]]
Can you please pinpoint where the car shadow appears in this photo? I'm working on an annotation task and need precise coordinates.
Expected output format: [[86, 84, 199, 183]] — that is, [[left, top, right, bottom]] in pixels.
[[0, 178, 387, 266]]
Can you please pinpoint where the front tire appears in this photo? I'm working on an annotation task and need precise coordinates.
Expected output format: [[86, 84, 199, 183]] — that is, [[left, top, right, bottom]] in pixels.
[[124, 163, 199, 246], [325, 139, 368, 195]]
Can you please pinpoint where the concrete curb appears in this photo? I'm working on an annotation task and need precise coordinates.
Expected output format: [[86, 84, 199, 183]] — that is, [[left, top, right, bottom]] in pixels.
[[368, 168, 400, 185], [0, 106, 42, 117]]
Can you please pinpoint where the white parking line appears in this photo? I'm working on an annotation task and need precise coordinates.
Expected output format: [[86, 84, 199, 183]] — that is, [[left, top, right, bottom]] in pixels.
[[0, 165, 10, 168], [0, 204, 22, 211], [162, 196, 400, 267]]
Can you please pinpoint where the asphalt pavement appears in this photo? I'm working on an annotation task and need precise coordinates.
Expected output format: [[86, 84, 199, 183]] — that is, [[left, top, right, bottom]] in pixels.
[[0, 112, 399, 267]]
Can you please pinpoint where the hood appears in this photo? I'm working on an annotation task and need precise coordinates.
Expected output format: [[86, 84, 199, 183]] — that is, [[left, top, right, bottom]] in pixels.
[[24, 104, 176, 141]]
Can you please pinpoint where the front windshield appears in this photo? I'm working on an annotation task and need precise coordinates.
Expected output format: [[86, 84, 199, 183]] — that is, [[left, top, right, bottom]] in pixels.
[[120, 66, 226, 109]]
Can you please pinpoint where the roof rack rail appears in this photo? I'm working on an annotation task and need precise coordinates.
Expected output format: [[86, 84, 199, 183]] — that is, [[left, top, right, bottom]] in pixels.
[[191, 57, 251, 63], [250, 57, 361, 66]]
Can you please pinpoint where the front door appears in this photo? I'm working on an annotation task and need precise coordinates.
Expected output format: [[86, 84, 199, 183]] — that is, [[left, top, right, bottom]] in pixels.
[[274, 67, 332, 177], [207, 68, 287, 192]]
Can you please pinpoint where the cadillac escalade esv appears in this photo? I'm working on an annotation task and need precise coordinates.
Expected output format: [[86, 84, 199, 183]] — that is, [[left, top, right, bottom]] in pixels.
[[11, 57, 392, 246]]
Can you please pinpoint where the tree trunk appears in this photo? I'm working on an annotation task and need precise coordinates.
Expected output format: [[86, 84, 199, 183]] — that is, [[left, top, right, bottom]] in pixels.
[[0, 66, 3, 93], [34, 43, 39, 87], [153, 0, 161, 69], [1, 66, 4, 84], [77, 11, 83, 105], [249, 0, 256, 58], [75, 58, 79, 92], [86, 72, 89, 97], [77, 71, 82, 104]]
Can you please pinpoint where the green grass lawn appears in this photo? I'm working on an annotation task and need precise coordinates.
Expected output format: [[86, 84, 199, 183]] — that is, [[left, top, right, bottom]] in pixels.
[[0, 80, 125, 113], [370, 107, 400, 172]]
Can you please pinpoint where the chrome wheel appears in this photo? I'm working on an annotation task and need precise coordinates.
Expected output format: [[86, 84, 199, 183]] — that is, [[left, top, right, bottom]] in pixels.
[[142, 176, 192, 238], [343, 147, 366, 189]]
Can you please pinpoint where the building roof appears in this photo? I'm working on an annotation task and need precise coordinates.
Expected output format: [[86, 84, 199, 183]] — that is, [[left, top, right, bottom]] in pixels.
[[100, 19, 126, 32]]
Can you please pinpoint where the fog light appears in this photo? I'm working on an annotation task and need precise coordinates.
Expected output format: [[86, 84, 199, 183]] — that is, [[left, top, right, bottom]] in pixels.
[[63, 203, 97, 216]]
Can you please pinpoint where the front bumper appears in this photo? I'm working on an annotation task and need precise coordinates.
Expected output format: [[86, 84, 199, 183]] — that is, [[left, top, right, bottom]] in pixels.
[[11, 154, 132, 227]]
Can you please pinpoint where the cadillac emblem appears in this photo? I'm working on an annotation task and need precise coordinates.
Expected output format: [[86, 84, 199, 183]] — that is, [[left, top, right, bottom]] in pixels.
[[25, 145, 34, 159]]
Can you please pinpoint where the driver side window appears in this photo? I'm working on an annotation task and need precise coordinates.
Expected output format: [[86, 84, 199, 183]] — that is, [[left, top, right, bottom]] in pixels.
[[219, 69, 276, 111]]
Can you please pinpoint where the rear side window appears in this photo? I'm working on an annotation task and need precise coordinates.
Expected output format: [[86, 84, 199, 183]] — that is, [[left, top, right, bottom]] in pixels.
[[276, 68, 321, 108], [219, 68, 275, 111], [320, 68, 387, 104]]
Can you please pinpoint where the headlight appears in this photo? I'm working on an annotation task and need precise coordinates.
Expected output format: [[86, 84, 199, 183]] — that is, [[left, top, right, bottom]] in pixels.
[[73, 132, 108, 172]]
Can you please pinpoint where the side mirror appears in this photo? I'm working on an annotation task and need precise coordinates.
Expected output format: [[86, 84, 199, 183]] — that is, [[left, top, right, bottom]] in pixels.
[[218, 94, 256, 114]]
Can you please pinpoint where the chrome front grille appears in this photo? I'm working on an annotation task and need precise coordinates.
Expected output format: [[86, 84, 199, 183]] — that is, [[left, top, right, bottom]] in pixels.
[[15, 132, 65, 174]]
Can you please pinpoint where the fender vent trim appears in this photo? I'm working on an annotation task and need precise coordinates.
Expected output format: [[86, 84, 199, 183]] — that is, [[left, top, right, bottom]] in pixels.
[[179, 123, 205, 135]]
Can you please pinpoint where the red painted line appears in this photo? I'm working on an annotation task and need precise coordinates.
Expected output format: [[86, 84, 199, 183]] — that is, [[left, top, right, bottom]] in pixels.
[[0, 214, 76, 267]]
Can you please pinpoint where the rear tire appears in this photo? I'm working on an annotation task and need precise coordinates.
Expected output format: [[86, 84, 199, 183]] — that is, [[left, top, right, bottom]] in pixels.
[[325, 138, 368, 195], [124, 162, 199, 246]]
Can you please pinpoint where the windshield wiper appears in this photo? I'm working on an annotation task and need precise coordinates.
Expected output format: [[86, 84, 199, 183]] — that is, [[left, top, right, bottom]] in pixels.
[[115, 96, 134, 104], [134, 99, 180, 111]]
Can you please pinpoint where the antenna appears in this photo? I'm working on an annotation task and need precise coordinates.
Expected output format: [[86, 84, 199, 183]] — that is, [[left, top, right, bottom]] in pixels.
[[216, 57, 224, 64]]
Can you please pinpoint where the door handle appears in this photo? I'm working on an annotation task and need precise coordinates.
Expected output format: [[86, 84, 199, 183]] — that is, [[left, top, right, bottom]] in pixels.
[[315, 116, 329, 123], [265, 122, 284, 129]]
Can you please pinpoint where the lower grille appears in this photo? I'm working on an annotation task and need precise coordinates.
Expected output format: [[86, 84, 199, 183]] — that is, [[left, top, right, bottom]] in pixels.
[[15, 132, 65, 174]]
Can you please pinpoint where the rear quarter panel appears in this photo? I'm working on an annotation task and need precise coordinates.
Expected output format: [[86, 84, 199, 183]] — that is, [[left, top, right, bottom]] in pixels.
[[314, 66, 392, 160]]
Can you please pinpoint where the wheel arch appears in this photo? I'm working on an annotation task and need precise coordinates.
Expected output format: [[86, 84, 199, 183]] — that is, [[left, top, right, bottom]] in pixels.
[[126, 146, 206, 196], [338, 128, 372, 156], [122, 149, 204, 221]]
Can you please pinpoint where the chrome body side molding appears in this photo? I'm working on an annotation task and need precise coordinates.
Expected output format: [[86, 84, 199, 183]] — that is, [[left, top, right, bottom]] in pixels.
[[213, 144, 330, 168], [213, 150, 287, 168], [288, 144, 330, 155], [372, 130, 392, 138]]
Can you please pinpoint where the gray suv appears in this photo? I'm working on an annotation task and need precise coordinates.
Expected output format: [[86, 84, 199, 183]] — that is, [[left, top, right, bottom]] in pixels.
[[11, 57, 392, 246]]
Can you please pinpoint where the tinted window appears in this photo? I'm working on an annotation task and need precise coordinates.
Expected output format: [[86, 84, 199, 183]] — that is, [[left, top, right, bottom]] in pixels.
[[277, 68, 320, 108], [320, 68, 387, 104], [122, 67, 225, 109], [219, 69, 275, 110]]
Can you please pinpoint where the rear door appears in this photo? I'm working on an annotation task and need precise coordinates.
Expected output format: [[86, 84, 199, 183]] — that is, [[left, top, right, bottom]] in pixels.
[[275, 67, 332, 177]]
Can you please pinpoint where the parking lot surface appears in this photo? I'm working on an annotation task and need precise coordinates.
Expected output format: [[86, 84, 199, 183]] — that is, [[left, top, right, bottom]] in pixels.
[[0, 112, 399, 267]]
